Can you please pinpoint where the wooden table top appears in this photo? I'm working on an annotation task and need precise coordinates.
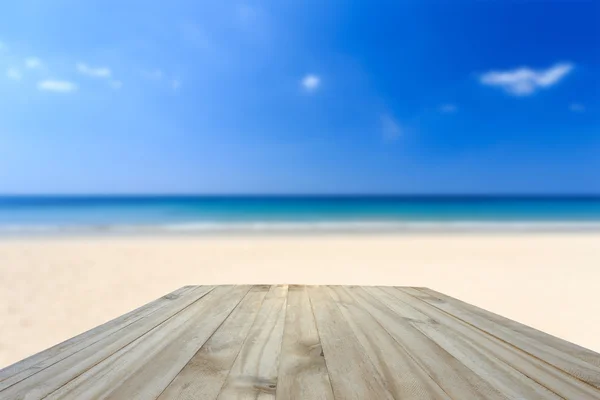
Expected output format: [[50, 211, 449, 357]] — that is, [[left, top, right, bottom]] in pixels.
[[1, 285, 599, 399]]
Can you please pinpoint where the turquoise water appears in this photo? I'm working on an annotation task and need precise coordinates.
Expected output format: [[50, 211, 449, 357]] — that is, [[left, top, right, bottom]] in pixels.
[[1, 196, 600, 234]]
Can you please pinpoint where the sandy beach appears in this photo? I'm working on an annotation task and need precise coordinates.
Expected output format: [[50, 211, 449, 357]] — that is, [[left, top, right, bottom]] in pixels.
[[1, 232, 599, 368]]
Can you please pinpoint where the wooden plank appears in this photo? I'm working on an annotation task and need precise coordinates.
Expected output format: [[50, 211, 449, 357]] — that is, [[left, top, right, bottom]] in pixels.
[[328, 286, 450, 400], [0, 285, 216, 400], [0, 285, 197, 383], [4, 284, 599, 400], [306, 286, 395, 400], [418, 287, 600, 369], [217, 285, 288, 400], [44, 285, 252, 400], [276, 285, 335, 400], [355, 286, 508, 399], [408, 319, 562, 399], [389, 287, 600, 399], [157, 285, 269, 400], [363, 287, 560, 399], [411, 288, 600, 388]]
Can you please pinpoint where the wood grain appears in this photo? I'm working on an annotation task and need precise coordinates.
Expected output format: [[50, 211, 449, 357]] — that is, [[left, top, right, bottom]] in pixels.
[[405, 287, 600, 389], [418, 287, 600, 370], [307, 286, 395, 400], [0, 285, 197, 383], [276, 285, 335, 400], [357, 286, 507, 399], [3, 285, 599, 400], [217, 285, 288, 400], [0, 285, 216, 399], [364, 287, 561, 399], [157, 285, 269, 400], [392, 287, 600, 399], [328, 286, 450, 400], [45, 285, 251, 400]]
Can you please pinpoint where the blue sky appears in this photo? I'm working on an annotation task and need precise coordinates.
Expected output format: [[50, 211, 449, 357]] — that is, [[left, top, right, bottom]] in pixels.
[[1, 0, 599, 194]]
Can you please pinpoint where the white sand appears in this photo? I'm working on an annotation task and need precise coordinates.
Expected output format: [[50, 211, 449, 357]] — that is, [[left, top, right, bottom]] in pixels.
[[1, 233, 599, 368]]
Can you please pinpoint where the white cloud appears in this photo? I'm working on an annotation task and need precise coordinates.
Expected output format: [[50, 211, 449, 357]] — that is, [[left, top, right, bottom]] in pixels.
[[439, 104, 457, 113], [381, 114, 402, 141], [480, 62, 574, 96], [25, 57, 42, 69], [570, 103, 585, 112], [181, 23, 211, 50], [76, 62, 111, 78], [301, 74, 320, 92], [6, 68, 22, 81], [110, 80, 123, 89], [171, 79, 181, 90], [38, 80, 77, 93], [236, 4, 258, 24], [142, 69, 163, 80]]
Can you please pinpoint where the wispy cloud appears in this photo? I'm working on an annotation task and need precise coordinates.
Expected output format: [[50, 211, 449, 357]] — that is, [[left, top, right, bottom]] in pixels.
[[142, 69, 163, 80], [181, 22, 211, 50], [480, 62, 574, 96], [570, 103, 585, 112], [236, 4, 258, 25], [301, 74, 320, 92], [171, 79, 182, 90], [25, 57, 42, 69], [381, 114, 403, 141], [6, 68, 22, 81], [38, 80, 78, 93], [76, 62, 111, 78], [439, 104, 457, 113], [110, 80, 123, 90]]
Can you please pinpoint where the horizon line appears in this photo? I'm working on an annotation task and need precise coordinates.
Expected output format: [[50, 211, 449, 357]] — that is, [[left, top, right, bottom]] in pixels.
[[1, 194, 600, 199]]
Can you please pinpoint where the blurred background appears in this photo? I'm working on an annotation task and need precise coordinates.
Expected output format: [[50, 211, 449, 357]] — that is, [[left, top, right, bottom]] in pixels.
[[0, 0, 599, 368]]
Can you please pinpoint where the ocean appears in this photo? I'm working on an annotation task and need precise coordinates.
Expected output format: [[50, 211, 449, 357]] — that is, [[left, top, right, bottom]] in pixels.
[[1, 196, 600, 235]]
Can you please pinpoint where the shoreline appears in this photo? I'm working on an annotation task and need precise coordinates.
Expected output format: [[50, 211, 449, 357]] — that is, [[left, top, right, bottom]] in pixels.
[[3, 220, 600, 237], [1, 232, 599, 367]]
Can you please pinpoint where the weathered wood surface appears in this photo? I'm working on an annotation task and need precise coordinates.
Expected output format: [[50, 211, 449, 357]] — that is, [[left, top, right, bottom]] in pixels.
[[1, 285, 599, 399]]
